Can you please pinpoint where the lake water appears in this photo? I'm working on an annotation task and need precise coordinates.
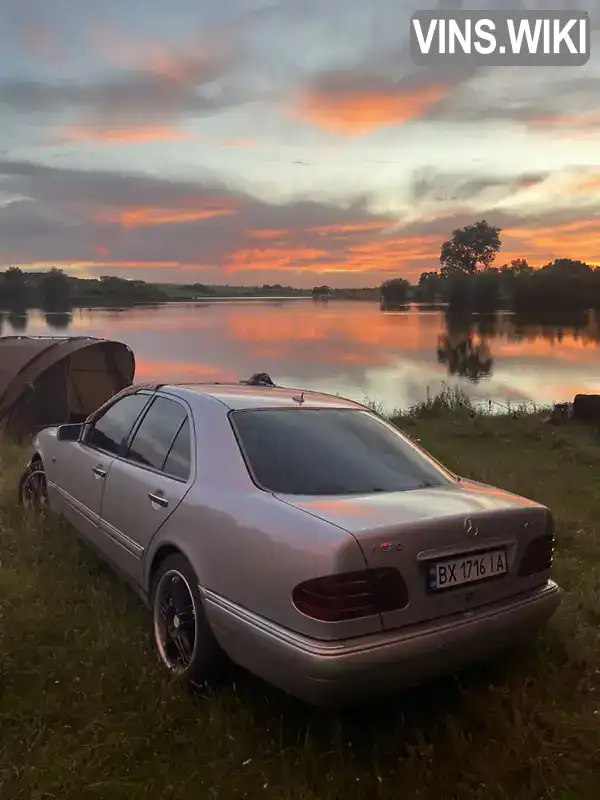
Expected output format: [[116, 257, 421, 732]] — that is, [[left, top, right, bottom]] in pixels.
[[2, 300, 600, 412]]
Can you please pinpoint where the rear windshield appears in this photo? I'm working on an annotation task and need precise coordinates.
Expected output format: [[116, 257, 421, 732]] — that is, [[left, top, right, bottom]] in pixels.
[[230, 408, 455, 496]]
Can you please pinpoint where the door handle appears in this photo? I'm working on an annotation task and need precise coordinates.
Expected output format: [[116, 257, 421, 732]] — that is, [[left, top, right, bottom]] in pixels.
[[148, 492, 169, 508], [93, 466, 107, 478]]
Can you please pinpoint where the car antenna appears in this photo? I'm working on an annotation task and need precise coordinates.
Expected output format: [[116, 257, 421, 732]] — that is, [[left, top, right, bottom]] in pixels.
[[292, 391, 305, 405]]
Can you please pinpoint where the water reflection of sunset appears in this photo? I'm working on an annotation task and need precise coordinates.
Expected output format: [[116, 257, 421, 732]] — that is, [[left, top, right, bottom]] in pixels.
[[3, 301, 600, 410], [226, 304, 436, 351], [134, 361, 236, 382]]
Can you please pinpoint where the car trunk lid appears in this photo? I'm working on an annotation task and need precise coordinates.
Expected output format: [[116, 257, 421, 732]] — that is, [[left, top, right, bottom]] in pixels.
[[276, 479, 552, 630]]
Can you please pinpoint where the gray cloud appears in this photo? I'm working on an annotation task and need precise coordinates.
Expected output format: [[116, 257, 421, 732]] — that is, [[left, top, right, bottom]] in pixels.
[[426, 70, 600, 128], [0, 159, 387, 274], [0, 160, 228, 209], [410, 168, 549, 204], [0, 53, 247, 127]]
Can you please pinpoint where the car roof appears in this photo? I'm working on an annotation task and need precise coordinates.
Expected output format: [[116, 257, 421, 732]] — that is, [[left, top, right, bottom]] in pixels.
[[161, 382, 366, 411]]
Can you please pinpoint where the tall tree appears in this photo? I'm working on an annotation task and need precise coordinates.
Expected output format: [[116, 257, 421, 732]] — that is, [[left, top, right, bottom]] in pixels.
[[507, 258, 533, 276], [380, 278, 410, 305], [440, 220, 502, 277], [39, 268, 71, 308], [1, 266, 28, 306], [417, 271, 441, 302], [542, 258, 592, 276]]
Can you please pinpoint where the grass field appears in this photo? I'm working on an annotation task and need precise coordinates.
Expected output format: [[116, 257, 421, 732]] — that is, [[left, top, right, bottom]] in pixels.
[[1, 396, 600, 799]]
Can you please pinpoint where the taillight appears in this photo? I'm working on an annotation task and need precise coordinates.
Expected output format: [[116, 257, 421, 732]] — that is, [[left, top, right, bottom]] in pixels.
[[519, 532, 555, 577], [292, 568, 409, 622]]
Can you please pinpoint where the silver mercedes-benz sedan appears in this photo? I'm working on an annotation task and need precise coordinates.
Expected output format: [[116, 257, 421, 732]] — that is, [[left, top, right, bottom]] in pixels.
[[19, 381, 562, 706]]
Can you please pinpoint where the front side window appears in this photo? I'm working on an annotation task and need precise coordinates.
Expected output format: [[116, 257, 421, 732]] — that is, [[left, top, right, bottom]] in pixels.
[[86, 394, 151, 455], [231, 408, 455, 496], [126, 396, 188, 473]]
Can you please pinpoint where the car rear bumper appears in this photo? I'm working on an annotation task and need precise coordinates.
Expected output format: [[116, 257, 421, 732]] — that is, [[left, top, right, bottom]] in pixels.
[[204, 580, 562, 706]]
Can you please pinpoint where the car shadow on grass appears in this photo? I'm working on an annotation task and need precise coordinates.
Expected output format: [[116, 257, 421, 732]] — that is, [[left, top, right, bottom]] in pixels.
[[211, 646, 541, 740]]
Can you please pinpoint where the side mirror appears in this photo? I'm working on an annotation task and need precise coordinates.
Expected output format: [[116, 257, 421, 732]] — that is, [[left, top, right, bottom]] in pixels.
[[56, 423, 83, 442]]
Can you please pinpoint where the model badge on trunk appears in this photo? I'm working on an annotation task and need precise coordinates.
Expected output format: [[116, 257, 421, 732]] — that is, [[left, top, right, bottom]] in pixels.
[[374, 542, 403, 552]]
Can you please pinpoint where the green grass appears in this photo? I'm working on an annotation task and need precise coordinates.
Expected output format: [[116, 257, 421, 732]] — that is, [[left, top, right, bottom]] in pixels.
[[2, 405, 600, 799]]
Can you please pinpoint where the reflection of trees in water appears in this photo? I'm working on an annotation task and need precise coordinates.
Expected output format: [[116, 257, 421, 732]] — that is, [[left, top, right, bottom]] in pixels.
[[510, 310, 600, 346], [437, 311, 494, 383], [40, 293, 72, 330], [7, 310, 28, 332], [435, 309, 600, 383], [44, 310, 73, 330], [2, 294, 29, 333]]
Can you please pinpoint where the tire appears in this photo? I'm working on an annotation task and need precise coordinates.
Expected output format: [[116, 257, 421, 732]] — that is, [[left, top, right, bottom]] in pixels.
[[19, 459, 49, 513], [150, 553, 223, 687]]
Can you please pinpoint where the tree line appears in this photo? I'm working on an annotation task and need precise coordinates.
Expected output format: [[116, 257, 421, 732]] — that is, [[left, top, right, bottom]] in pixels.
[[311, 285, 380, 300], [0, 268, 320, 307], [0, 267, 170, 308], [380, 220, 600, 312]]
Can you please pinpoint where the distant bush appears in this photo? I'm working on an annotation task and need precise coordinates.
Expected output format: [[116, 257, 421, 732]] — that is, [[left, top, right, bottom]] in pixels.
[[406, 384, 476, 418]]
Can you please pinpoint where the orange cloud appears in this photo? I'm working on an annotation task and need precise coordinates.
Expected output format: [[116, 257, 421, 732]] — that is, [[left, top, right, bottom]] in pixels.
[[95, 205, 235, 229], [291, 84, 450, 134], [247, 222, 390, 242], [58, 126, 256, 148], [247, 229, 287, 240], [90, 28, 225, 86], [531, 113, 600, 128], [58, 124, 195, 144], [526, 113, 600, 139], [52, 260, 194, 271], [31, 207, 600, 283], [310, 222, 391, 235], [224, 232, 441, 277], [567, 172, 600, 195], [225, 215, 600, 279], [504, 218, 600, 265], [143, 49, 200, 84], [226, 247, 332, 271]]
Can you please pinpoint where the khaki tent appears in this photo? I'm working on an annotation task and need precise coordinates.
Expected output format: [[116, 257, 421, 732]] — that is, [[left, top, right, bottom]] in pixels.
[[0, 336, 135, 440]]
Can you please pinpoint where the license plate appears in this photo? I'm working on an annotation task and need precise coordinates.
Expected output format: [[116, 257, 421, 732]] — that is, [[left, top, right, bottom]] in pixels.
[[429, 549, 507, 590]]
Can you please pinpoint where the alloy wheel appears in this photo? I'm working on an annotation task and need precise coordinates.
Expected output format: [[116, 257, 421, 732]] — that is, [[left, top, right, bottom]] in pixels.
[[153, 569, 198, 674], [21, 468, 48, 514]]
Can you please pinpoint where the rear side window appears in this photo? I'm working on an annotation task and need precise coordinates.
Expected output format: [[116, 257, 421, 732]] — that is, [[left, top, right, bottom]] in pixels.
[[163, 418, 192, 480], [231, 408, 454, 496], [87, 394, 150, 455], [126, 397, 188, 473]]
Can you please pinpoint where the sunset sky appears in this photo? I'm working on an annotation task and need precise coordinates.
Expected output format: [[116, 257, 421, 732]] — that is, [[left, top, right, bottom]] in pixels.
[[1, 0, 599, 287]]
